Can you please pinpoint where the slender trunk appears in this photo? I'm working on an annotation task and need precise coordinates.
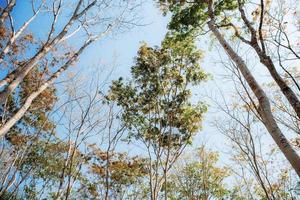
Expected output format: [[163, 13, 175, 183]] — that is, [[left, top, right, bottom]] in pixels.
[[105, 142, 112, 200], [248, 132, 274, 200], [207, 5, 300, 176], [163, 138, 171, 200], [147, 145, 155, 200], [0, 153, 20, 196], [164, 168, 167, 200], [64, 151, 82, 200], [104, 151, 110, 200]]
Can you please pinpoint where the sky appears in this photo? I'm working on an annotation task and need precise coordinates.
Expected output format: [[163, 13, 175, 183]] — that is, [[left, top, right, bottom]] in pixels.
[[2, 0, 286, 168], [3, 1, 300, 193], [2, 0, 237, 162], [9, 0, 170, 82]]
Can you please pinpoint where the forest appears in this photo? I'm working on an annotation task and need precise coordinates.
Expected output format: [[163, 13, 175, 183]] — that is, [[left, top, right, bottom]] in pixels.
[[0, 0, 300, 199]]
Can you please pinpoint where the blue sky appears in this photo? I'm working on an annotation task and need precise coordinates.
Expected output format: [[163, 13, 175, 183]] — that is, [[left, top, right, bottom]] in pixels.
[[10, 0, 169, 81], [4, 0, 281, 167], [6, 0, 230, 157], [4, 1, 298, 191]]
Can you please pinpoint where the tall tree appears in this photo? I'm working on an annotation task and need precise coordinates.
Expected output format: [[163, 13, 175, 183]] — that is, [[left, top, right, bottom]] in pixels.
[[0, 63, 58, 198], [87, 145, 147, 199], [0, 0, 140, 138], [158, 0, 300, 176], [167, 146, 231, 200], [107, 33, 208, 200]]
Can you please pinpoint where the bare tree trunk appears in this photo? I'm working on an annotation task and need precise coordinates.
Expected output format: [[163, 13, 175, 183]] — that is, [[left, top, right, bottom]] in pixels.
[[104, 149, 110, 200], [207, 1, 300, 176]]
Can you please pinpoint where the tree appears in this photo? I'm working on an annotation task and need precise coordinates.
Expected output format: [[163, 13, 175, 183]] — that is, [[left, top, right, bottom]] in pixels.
[[157, 0, 300, 176], [210, 57, 298, 199], [107, 33, 208, 199], [0, 0, 140, 138], [77, 100, 148, 200], [0, 73, 107, 199], [0, 64, 58, 198], [87, 145, 147, 199], [167, 146, 230, 200], [214, 93, 297, 200]]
